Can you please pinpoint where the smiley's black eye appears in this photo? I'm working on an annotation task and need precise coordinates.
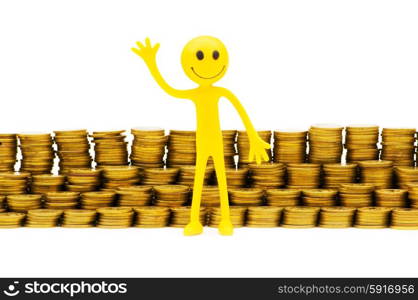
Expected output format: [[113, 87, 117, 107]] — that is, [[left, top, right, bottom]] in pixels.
[[213, 50, 219, 60], [196, 50, 204, 60]]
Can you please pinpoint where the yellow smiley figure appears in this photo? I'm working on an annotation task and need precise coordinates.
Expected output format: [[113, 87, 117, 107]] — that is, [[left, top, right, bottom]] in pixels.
[[132, 36, 270, 235]]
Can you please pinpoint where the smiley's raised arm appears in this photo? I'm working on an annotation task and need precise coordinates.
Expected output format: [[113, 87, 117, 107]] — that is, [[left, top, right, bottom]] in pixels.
[[132, 38, 192, 99]]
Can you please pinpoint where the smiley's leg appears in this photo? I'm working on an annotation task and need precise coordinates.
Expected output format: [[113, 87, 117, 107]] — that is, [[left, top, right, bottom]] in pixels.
[[184, 152, 209, 236]]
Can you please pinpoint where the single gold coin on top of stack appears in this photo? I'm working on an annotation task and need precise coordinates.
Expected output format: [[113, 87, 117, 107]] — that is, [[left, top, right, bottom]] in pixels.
[[273, 129, 307, 164], [130, 127, 167, 169], [308, 124, 343, 164], [80, 191, 116, 209], [345, 125, 379, 163], [302, 189, 338, 207], [25, 209, 63, 228], [62, 209, 97, 228], [133, 206, 171, 228], [354, 207, 392, 229], [141, 168, 179, 185], [358, 160, 393, 189], [166, 130, 196, 168], [66, 168, 102, 192], [265, 189, 301, 207], [91, 130, 128, 167], [220, 130, 237, 168], [375, 189, 407, 208], [322, 163, 357, 189], [177, 165, 214, 186], [394, 166, 418, 189], [170, 206, 206, 227], [0, 172, 30, 195], [248, 163, 286, 189], [246, 206, 283, 227], [44, 191, 80, 209], [153, 185, 190, 207], [116, 186, 153, 207], [237, 130, 271, 167], [31, 174, 66, 194], [406, 183, 418, 208], [391, 208, 418, 230], [286, 163, 321, 189], [339, 183, 375, 207], [281, 207, 320, 228], [100, 166, 140, 188], [18, 132, 54, 175], [7, 194, 43, 212], [0, 134, 17, 172], [97, 207, 133, 228], [0, 212, 26, 228], [54, 129, 92, 174], [319, 207, 356, 228], [208, 206, 247, 228], [225, 168, 248, 188], [229, 188, 264, 206], [381, 128, 416, 167]]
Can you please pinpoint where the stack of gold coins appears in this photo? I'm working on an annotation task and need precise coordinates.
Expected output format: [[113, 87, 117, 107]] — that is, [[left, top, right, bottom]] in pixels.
[[80, 191, 116, 209], [302, 189, 337, 207], [130, 127, 167, 169], [0, 196, 5, 212], [248, 163, 286, 189], [375, 189, 407, 208], [237, 130, 271, 167], [345, 125, 379, 163], [381, 128, 416, 167], [319, 207, 356, 228], [177, 165, 214, 186], [225, 168, 248, 188], [322, 163, 357, 189], [133, 206, 170, 228], [62, 209, 97, 228], [97, 207, 133, 228], [281, 207, 320, 228], [100, 166, 140, 188], [18, 132, 54, 174], [0, 134, 17, 171], [354, 207, 392, 228], [91, 130, 128, 167], [208, 206, 247, 228], [31, 174, 65, 194], [166, 130, 196, 168], [141, 168, 179, 185], [394, 166, 418, 189], [170, 207, 206, 227], [339, 183, 375, 207], [358, 160, 393, 189], [221, 130, 237, 168], [229, 188, 264, 206], [286, 163, 321, 189], [44, 191, 79, 209], [265, 189, 301, 206], [308, 124, 343, 164], [0, 172, 30, 195], [116, 186, 152, 207], [0, 212, 26, 228], [246, 206, 283, 227], [66, 168, 102, 192], [7, 194, 43, 212], [25, 209, 63, 228], [391, 208, 418, 229], [406, 183, 418, 208], [54, 129, 92, 174], [196, 186, 220, 207], [153, 185, 189, 207], [273, 129, 307, 164]]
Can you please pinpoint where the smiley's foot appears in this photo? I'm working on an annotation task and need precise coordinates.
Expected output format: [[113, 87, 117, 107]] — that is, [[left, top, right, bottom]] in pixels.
[[218, 219, 234, 236], [184, 222, 203, 236]]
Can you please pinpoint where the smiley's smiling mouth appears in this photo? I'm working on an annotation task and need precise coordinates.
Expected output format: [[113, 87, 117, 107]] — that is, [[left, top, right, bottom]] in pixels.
[[191, 66, 225, 79]]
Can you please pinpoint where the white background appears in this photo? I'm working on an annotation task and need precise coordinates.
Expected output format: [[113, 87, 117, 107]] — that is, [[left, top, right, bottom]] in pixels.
[[0, 0, 418, 277]]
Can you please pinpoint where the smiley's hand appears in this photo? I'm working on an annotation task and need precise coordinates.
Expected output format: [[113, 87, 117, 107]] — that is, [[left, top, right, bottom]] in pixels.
[[131, 38, 160, 65], [248, 136, 271, 165]]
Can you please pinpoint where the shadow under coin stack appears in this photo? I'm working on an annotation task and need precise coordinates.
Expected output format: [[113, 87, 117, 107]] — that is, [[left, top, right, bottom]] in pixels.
[[229, 188, 264, 206], [18, 133, 54, 175], [302, 189, 337, 207], [395, 166, 418, 189], [91, 130, 128, 167], [308, 124, 343, 164], [133, 207, 170, 228], [97, 207, 133, 228], [265, 189, 301, 207], [7, 194, 43, 212], [273, 129, 307, 164], [100, 166, 140, 189], [0, 134, 17, 172], [153, 185, 189, 207], [358, 160, 393, 189], [116, 186, 152, 207], [44, 191, 80, 209], [0, 172, 30, 195], [319, 207, 356, 228], [248, 163, 285, 189], [322, 163, 357, 189], [141, 168, 179, 185], [225, 168, 248, 188], [31, 174, 65, 194], [66, 168, 102, 192], [237, 130, 271, 167], [345, 125, 379, 163], [166, 130, 196, 168], [375, 189, 407, 208], [282, 207, 320, 228], [391, 208, 418, 230], [286, 163, 321, 189], [25, 209, 63, 228], [246, 206, 283, 227], [177, 165, 214, 186], [381, 128, 416, 167], [338, 183, 374, 207], [130, 127, 167, 169], [62, 209, 97, 228], [170, 207, 206, 227], [354, 207, 391, 229], [0, 212, 25, 228], [54, 129, 92, 174], [208, 206, 247, 228], [80, 191, 116, 209]]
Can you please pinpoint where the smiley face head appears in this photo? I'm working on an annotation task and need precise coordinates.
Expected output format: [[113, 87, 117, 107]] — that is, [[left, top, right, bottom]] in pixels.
[[181, 36, 228, 85]]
